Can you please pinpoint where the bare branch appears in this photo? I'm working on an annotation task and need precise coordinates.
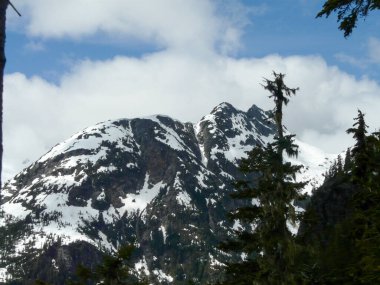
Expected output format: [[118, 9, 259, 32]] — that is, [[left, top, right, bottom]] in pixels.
[[8, 1, 21, 17]]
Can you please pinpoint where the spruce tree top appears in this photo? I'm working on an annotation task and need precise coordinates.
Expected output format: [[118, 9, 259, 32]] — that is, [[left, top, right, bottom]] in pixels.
[[262, 72, 298, 141]]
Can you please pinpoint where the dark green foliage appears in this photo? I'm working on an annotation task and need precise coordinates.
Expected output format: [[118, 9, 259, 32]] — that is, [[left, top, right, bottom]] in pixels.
[[220, 73, 307, 284], [33, 280, 51, 285], [344, 148, 353, 172], [10, 241, 103, 285], [346, 110, 369, 183], [261, 72, 299, 141], [299, 111, 380, 284], [0, 215, 45, 282], [317, 0, 380, 37], [68, 244, 147, 285], [349, 130, 380, 283], [336, 154, 343, 173], [324, 154, 345, 180]]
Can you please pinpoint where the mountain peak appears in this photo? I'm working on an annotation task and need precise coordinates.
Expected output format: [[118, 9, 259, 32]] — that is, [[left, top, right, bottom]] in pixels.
[[210, 102, 237, 115], [247, 104, 267, 118], [0, 101, 334, 284]]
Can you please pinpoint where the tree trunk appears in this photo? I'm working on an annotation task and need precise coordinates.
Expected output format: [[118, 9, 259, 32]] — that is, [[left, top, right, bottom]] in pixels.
[[0, 0, 8, 198]]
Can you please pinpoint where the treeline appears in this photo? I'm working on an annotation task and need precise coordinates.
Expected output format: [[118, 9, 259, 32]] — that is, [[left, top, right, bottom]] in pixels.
[[219, 72, 380, 284], [33, 244, 147, 285]]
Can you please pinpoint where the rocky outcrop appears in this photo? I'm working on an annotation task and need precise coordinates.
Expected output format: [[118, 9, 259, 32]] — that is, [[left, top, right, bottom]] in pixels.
[[0, 102, 329, 284]]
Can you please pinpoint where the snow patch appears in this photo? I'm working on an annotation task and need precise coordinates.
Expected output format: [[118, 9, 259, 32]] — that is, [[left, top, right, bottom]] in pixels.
[[232, 220, 243, 231], [150, 116, 195, 157], [176, 191, 192, 209], [209, 253, 225, 268], [97, 165, 117, 173], [287, 140, 336, 194], [52, 259, 59, 271], [194, 122, 208, 166], [119, 174, 166, 217], [159, 225, 167, 244], [153, 269, 174, 283], [135, 256, 150, 276], [0, 268, 10, 282], [96, 189, 106, 202], [286, 219, 300, 236], [39, 121, 140, 173], [0, 201, 31, 224]]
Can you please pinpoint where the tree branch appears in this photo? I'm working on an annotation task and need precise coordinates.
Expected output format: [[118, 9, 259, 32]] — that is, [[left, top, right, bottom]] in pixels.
[[8, 1, 21, 17]]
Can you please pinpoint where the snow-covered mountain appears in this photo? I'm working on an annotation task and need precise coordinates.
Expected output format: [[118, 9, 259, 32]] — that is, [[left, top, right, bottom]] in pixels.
[[0, 102, 334, 284]]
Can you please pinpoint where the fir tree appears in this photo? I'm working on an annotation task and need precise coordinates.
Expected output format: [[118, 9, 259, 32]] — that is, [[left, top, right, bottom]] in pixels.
[[261, 71, 299, 144], [336, 154, 343, 174], [317, 0, 380, 37], [68, 244, 147, 285], [346, 109, 369, 182], [33, 280, 51, 285], [220, 72, 307, 285], [299, 111, 380, 284], [343, 148, 352, 172], [348, 128, 380, 284], [323, 154, 344, 181]]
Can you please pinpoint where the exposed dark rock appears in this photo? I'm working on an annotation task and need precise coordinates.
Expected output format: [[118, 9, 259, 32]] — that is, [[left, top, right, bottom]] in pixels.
[[0, 103, 326, 284]]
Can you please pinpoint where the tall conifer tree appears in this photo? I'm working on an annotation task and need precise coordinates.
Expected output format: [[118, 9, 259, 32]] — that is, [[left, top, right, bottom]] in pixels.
[[346, 114, 380, 283], [299, 111, 380, 284], [68, 244, 147, 285], [346, 109, 369, 182], [220, 72, 306, 285]]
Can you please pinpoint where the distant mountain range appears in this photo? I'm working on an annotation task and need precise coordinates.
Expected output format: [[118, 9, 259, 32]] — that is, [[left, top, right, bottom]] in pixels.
[[0, 102, 335, 284]]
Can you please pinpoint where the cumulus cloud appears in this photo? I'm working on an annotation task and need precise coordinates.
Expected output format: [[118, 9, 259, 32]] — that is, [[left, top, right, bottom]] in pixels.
[[13, 0, 253, 55], [4, 0, 380, 182], [4, 52, 380, 181]]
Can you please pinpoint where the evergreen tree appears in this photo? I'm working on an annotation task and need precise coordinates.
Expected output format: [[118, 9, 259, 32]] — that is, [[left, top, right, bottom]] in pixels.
[[68, 244, 147, 285], [299, 111, 380, 284], [336, 154, 343, 174], [317, 0, 380, 37], [348, 128, 380, 284], [33, 280, 51, 285], [343, 148, 353, 172], [220, 72, 307, 285], [346, 109, 369, 182], [323, 154, 345, 181], [261, 71, 299, 143]]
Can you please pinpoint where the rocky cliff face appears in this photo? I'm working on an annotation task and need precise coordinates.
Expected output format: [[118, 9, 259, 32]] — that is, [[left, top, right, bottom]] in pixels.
[[0, 102, 332, 284]]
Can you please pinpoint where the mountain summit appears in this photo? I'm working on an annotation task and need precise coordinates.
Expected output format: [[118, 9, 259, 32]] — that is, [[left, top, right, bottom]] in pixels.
[[0, 102, 333, 284]]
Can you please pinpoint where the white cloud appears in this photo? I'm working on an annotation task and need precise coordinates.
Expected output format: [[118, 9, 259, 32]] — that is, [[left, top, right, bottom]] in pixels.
[[4, 0, 380, 183], [4, 52, 380, 182], [13, 0, 252, 55]]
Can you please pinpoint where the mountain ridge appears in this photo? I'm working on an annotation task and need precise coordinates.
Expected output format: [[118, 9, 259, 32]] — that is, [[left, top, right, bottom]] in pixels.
[[0, 102, 334, 284]]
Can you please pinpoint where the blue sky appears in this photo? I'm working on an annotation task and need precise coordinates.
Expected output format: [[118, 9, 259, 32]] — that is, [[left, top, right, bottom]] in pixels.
[[6, 1, 380, 80], [3, 0, 380, 181]]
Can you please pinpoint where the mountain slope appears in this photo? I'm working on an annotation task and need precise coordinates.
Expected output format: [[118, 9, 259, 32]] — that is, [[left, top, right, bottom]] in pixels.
[[0, 102, 333, 284]]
